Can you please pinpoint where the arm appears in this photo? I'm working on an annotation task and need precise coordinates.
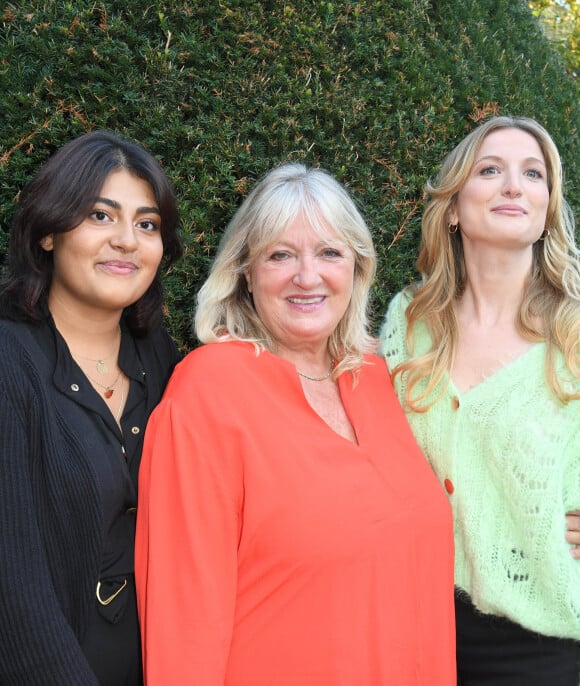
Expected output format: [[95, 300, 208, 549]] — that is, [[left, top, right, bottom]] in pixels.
[[566, 510, 580, 559], [0, 391, 99, 685], [135, 387, 243, 685]]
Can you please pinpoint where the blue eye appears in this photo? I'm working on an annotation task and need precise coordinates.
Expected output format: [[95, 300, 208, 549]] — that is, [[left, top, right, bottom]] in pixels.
[[525, 169, 543, 180], [322, 248, 341, 258], [479, 166, 499, 176], [269, 251, 290, 261]]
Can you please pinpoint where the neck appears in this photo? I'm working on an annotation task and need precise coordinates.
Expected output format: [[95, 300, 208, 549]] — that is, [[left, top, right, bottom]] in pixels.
[[48, 300, 122, 358], [459, 246, 532, 326], [274, 341, 332, 375]]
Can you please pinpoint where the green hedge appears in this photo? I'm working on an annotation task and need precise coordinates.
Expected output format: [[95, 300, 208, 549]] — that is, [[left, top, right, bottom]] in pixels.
[[1, 0, 578, 350]]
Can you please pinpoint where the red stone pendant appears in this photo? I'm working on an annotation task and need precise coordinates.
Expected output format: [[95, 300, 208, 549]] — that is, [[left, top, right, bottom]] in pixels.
[[104, 389, 114, 399]]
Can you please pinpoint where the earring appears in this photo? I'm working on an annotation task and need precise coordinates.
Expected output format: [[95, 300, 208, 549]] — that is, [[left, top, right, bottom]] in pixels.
[[539, 228, 550, 241], [448, 224, 459, 234]]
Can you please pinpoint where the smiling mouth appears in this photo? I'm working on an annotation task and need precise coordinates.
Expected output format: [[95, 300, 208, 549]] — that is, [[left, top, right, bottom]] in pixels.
[[491, 206, 527, 215], [99, 261, 138, 274], [287, 296, 325, 304]]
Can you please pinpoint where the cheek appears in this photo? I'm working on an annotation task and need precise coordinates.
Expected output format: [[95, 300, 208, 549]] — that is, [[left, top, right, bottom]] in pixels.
[[249, 266, 288, 296], [145, 239, 164, 269], [337, 265, 355, 295], [51, 241, 83, 277], [453, 184, 482, 219], [251, 291, 278, 328], [537, 189, 550, 212]]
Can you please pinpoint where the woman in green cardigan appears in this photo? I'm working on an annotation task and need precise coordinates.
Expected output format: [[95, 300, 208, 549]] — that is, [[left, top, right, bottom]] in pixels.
[[380, 115, 580, 685]]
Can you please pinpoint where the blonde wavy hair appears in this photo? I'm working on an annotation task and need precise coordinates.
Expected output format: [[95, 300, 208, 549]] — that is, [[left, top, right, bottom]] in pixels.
[[393, 116, 580, 409], [195, 163, 377, 377]]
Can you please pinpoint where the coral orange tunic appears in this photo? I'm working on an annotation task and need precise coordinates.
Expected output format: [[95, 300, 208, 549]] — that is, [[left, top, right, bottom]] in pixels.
[[135, 342, 455, 685]]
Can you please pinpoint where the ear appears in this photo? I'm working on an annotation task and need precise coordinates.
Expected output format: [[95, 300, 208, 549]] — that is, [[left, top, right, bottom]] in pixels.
[[40, 234, 54, 251], [244, 270, 252, 293], [447, 206, 458, 227]]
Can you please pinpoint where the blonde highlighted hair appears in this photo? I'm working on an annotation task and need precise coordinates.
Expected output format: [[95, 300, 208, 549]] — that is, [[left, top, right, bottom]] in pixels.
[[393, 116, 580, 409], [195, 163, 377, 376]]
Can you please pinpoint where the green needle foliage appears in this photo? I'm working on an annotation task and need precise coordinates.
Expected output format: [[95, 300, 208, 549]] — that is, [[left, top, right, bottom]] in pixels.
[[1, 0, 578, 350]]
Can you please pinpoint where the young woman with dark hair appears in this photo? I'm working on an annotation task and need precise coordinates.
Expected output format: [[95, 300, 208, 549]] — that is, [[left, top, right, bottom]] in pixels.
[[0, 130, 182, 685], [1, 129, 181, 332]]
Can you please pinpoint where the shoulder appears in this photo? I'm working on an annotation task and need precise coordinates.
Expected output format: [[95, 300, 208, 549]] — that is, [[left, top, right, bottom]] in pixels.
[[344, 354, 408, 415], [0, 318, 31, 343], [0, 320, 52, 412], [134, 324, 178, 355], [386, 289, 413, 322], [378, 290, 412, 354], [132, 325, 180, 371], [360, 353, 390, 377], [358, 353, 396, 388], [177, 340, 258, 372], [0, 319, 46, 365], [163, 341, 263, 399]]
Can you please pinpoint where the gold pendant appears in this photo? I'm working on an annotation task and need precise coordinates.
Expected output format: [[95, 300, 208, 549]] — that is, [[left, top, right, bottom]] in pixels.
[[96, 360, 108, 375]]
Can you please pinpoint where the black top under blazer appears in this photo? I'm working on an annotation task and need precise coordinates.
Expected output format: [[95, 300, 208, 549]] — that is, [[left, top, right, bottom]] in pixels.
[[0, 316, 180, 685]]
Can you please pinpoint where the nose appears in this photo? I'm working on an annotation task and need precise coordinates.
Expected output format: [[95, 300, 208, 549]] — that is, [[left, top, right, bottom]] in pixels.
[[501, 170, 523, 198], [110, 219, 139, 252], [292, 255, 322, 289]]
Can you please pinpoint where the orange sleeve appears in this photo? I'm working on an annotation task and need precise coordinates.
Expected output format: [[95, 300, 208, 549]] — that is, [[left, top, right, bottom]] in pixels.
[[135, 382, 243, 685]]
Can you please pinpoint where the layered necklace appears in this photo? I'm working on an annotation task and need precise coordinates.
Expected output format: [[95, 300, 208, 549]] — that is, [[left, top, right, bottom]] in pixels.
[[70, 328, 125, 420], [74, 363, 126, 422], [73, 328, 121, 377], [81, 368, 122, 399]]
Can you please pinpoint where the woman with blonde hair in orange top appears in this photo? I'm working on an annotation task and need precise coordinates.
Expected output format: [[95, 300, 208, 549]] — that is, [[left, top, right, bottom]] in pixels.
[[136, 162, 456, 685]]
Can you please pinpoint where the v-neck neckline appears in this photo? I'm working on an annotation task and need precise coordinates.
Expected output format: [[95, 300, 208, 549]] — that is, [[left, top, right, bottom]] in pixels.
[[448, 342, 544, 398], [263, 347, 362, 447]]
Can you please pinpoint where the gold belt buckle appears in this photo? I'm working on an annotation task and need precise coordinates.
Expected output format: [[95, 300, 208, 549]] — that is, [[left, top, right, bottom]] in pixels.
[[96, 578, 128, 606]]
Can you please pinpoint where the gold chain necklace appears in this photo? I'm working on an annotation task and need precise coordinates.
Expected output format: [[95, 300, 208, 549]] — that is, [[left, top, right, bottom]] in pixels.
[[296, 360, 334, 382], [72, 328, 121, 375], [82, 368, 122, 398]]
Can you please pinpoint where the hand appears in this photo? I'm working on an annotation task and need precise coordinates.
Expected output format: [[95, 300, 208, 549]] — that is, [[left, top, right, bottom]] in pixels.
[[565, 510, 580, 559]]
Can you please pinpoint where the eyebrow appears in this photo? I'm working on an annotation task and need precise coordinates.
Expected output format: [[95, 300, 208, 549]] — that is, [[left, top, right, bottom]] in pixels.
[[273, 235, 347, 247], [474, 155, 546, 167], [94, 197, 161, 214]]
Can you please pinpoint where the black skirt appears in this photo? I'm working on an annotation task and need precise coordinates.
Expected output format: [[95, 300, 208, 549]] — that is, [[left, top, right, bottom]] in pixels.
[[455, 589, 580, 686]]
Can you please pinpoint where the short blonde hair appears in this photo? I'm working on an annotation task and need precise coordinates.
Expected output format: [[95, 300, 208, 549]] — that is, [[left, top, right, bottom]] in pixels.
[[195, 163, 377, 376], [394, 116, 580, 408]]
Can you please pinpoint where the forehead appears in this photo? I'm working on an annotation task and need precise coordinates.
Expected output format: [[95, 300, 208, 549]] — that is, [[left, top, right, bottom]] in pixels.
[[277, 214, 348, 244], [97, 169, 155, 199], [254, 210, 346, 248], [476, 128, 546, 162]]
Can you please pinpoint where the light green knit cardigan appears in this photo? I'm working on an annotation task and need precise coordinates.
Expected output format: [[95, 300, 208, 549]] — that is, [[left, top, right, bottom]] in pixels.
[[380, 291, 580, 640]]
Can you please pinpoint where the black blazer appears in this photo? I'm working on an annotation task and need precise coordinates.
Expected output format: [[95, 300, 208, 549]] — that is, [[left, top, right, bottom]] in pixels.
[[0, 317, 179, 685]]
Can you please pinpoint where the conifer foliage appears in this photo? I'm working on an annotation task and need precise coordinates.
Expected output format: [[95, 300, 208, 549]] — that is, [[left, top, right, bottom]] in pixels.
[[1, 0, 578, 348]]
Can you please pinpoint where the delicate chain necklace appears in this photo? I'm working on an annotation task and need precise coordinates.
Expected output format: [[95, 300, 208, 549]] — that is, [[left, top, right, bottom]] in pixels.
[[82, 368, 125, 420], [296, 360, 334, 382], [82, 369, 122, 398], [73, 328, 121, 375]]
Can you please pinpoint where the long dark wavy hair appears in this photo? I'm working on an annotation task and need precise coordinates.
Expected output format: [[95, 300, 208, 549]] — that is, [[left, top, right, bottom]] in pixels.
[[0, 130, 182, 335]]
